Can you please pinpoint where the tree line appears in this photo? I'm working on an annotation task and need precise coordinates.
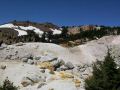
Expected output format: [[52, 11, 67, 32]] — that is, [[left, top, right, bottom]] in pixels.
[[0, 26, 120, 45]]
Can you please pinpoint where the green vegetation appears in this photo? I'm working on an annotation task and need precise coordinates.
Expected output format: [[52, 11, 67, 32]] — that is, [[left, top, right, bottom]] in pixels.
[[0, 79, 17, 90], [85, 50, 120, 90], [0, 25, 120, 46]]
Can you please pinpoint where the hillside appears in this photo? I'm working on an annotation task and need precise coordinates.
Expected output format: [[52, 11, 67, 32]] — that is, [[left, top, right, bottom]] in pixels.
[[0, 35, 120, 90], [0, 21, 120, 46]]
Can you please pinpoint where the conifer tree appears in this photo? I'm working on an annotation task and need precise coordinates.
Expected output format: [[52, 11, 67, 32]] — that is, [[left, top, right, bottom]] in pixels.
[[85, 49, 120, 90]]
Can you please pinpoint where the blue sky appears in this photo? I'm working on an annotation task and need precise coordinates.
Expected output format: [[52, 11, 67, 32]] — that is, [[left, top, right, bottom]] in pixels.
[[0, 0, 120, 26]]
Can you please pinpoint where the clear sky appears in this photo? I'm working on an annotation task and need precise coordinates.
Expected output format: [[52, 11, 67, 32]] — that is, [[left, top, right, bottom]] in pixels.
[[0, 0, 120, 26]]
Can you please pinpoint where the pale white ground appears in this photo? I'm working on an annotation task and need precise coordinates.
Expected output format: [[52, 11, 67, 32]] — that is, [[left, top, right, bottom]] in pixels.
[[1, 35, 120, 64], [0, 62, 44, 86], [0, 35, 120, 90], [0, 62, 79, 90]]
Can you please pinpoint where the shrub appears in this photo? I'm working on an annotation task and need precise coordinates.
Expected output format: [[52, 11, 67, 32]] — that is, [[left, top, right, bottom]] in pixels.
[[0, 79, 17, 90]]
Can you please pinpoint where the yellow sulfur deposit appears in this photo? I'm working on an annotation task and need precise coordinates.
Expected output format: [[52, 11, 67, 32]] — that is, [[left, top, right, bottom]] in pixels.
[[74, 79, 81, 87], [59, 71, 74, 79], [37, 62, 55, 74], [37, 62, 53, 69]]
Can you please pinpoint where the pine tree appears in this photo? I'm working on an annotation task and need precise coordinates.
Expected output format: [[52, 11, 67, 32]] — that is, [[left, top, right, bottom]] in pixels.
[[85, 49, 120, 90]]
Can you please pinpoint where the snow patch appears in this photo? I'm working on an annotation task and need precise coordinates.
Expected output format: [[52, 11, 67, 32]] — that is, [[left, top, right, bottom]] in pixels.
[[19, 26, 44, 37], [50, 28, 62, 35], [0, 23, 28, 36], [0, 23, 17, 28], [0, 23, 61, 37], [0, 23, 44, 37], [14, 29, 28, 36]]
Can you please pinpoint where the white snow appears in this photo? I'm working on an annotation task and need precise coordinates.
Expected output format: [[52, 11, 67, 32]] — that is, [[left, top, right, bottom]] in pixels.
[[96, 26, 101, 30], [14, 29, 28, 36], [0, 23, 62, 37], [19, 26, 44, 37], [0, 23, 28, 36], [19, 26, 44, 35], [0, 23, 17, 28], [0, 23, 44, 37], [50, 28, 62, 35]]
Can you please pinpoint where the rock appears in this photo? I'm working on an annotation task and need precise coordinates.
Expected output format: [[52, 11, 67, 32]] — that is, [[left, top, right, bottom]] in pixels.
[[59, 59, 65, 65], [22, 58, 28, 63], [1, 43, 7, 48], [15, 51, 18, 55], [5, 55, 12, 59], [0, 65, 6, 70], [49, 88, 54, 90], [10, 55, 16, 60], [34, 56, 41, 60], [34, 61, 38, 65], [79, 68, 86, 72], [40, 69, 45, 73], [21, 77, 33, 87], [51, 59, 65, 70], [27, 59, 34, 65], [37, 62, 53, 69], [22, 54, 33, 60], [56, 68, 61, 71], [59, 65, 68, 71], [0, 47, 5, 50], [40, 55, 58, 62], [21, 75, 45, 87], [27, 76, 42, 83], [51, 60, 60, 67], [65, 62, 74, 69], [16, 42, 24, 46], [37, 82, 46, 88], [51, 57, 58, 62]]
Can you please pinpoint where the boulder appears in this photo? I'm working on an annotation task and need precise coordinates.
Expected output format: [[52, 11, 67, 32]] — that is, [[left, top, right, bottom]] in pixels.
[[27, 76, 42, 83], [1, 43, 7, 48], [34, 56, 41, 60], [51, 59, 65, 70], [51, 60, 60, 67], [5, 55, 12, 59], [37, 82, 46, 88], [22, 54, 33, 60], [79, 68, 86, 72], [40, 69, 45, 73], [27, 59, 34, 65], [21, 77, 33, 87], [0, 47, 5, 50], [0, 65, 6, 70], [22, 58, 28, 63], [40, 55, 58, 62], [59, 65, 68, 71], [16, 42, 24, 46], [65, 62, 74, 69]]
